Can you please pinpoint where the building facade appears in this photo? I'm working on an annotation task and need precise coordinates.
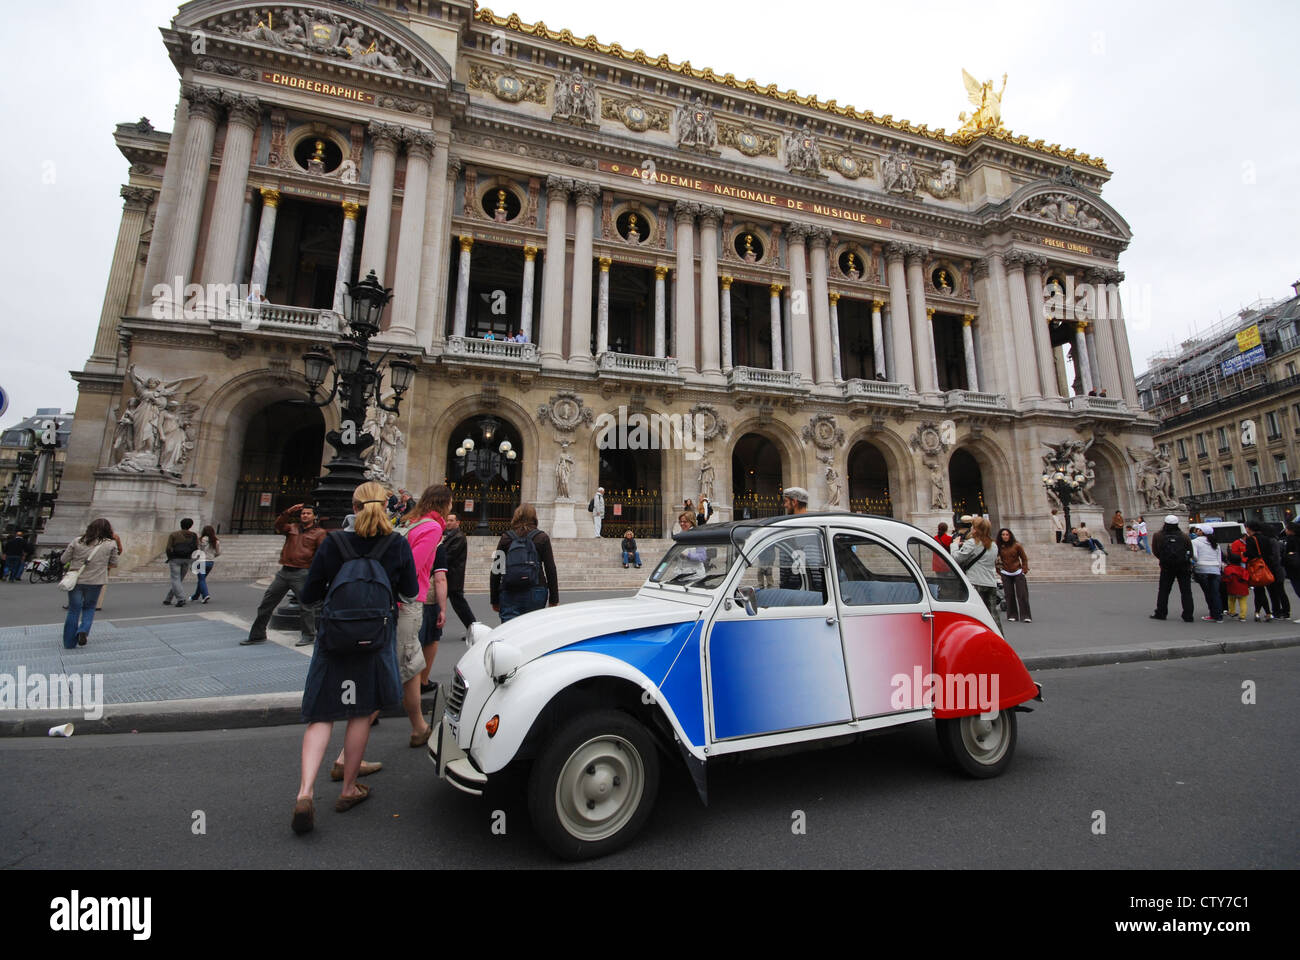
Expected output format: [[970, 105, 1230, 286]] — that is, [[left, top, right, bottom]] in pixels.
[[1137, 282, 1300, 526], [1, 409, 73, 536], [52, 0, 1158, 570]]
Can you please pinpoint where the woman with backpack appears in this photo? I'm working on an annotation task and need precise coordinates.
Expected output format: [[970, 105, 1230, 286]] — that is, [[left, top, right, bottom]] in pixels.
[[400, 485, 450, 748], [490, 503, 558, 623], [59, 519, 119, 649], [953, 516, 1001, 630], [1190, 526, 1223, 623], [189, 525, 219, 604], [291, 482, 417, 835]]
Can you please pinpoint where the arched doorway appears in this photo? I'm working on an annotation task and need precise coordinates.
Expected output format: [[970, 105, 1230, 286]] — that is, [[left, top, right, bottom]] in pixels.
[[1090, 454, 1122, 518], [732, 432, 783, 519], [948, 448, 987, 521], [848, 441, 892, 516], [230, 401, 325, 532], [444, 415, 522, 536], [598, 447, 662, 538]]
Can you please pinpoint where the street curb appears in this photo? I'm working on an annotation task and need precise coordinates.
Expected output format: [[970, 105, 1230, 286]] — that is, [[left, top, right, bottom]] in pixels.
[[1023, 634, 1300, 671]]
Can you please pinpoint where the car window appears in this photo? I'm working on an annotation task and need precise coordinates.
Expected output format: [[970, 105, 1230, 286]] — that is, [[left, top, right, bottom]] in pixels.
[[907, 537, 969, 603], [833, 534, 922, 606], [649, 542, 737, 589], [738, 531, 828, 607]]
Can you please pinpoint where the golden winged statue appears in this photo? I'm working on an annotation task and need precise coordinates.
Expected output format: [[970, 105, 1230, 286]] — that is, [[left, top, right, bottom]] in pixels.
[[957, 69, 1008, 135]]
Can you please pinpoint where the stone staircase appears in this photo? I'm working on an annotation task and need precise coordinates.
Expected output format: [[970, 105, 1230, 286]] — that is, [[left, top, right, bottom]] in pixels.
[[1017, 540, 1159, 581], [111, 534, 286, 583]]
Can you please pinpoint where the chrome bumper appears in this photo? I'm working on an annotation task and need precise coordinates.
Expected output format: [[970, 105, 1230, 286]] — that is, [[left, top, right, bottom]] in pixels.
[[426, 688, 487, 796]]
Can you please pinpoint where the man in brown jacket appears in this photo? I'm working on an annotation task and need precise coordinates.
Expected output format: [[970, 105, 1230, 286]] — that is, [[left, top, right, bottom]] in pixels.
[[241, 503, 327, 647]]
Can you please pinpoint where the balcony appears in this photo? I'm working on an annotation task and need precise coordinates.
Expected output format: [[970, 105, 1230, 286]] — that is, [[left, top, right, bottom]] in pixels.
[[946, 390, 1009, 412], [1184, 478, 1300, 511], [1066, 395, 1128, 415], [843, 379, 913, 402], [442, 335, 540, 367], [728, 366, 808, 396], [596, 352, 682, 382], [1156, 373, 1300, 431], [220, 299, 340, 334]]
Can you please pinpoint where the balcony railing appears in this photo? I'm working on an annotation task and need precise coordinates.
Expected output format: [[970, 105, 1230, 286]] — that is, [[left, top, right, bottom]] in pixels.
[[1066, 395, 1128, 414], [596, 352, 681, 379], [443, 335, 540, 365], [728, 366, 807, 393], [946, 390, 1009, 410], [843, 379, 913, 402], [1184, 478, 1300, 510], [1153, 373, 1300, 431], [224, 299, 340, 333]]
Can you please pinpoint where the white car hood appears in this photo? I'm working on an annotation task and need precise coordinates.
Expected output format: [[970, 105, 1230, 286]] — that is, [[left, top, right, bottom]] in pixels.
[[483, 594, 701, 663]]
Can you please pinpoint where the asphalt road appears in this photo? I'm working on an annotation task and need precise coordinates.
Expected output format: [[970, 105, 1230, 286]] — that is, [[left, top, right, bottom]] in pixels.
[[2, 647, 1296, 869]]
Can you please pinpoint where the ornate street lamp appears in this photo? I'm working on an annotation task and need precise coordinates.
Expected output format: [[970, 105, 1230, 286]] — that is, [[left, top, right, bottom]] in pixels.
[[1041, 469, 1086, 543], [301, 270, 416, 527], [453, 416, 517, 533]]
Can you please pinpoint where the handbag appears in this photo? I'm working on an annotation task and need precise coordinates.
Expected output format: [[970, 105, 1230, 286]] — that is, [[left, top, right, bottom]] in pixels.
[[59, 541, 108, 592], [1245, 536, 1275, 587]]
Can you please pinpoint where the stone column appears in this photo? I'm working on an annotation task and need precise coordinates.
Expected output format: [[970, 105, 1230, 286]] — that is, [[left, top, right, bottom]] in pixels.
[[1002, 252, 1042, 400], [568, 180, 600, 366], [539, 176, 571, 365], [904, 245, 936, 392], [358, 121, 401, 284], [674, 203, 698, 373], [520, 246, 538, 341], [720, 276, 734, 372], [332, 201, 360, 313], [233, 192, 256, 286], [828, 292, 843, 381], [808, 228, 835, 387], [201, 94, 260, 288], [161, 83, 222, 307], [769, 283, 784, 371], [1087, 269, 1122, 397], [961, 315, 980, 392], [698, 206, 723, 377], [248, 188, 280, 294], [417, 146, 455, 349], [140, 91, 191, 311], [1075, 321, 1094, 394], [389, 130, 433, 341], [653, 265, 668, 358], [1024, 256, 1059, 398], [453, 236, 473, 337], [596, 257, 611, 356], [92, 187, 156, 362], [786, 222, 814, 384], [1085, 324, 1102, 393], [881, 305, 895, 381], [1054, 346, 1070, 396], [1107, 270, 1140, 406], [885, 243, 915, 389], [977, 255, 1020, 399], [871, 299, 887, 379]]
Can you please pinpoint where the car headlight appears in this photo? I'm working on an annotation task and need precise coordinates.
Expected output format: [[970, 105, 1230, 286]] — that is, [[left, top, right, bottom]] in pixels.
[[465, 622, 493, 649], [484, 640, 522, 683]]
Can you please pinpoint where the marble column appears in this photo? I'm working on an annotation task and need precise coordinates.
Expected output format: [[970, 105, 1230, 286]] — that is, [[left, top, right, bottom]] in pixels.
[[358, 121, 401, 284], [93, 187, 155, 362], [653, 265, 668, 358], [880, 305, 895, 381], [808, 228, 835, 387], [884, 244, 915, 389], [233, 192, 256, 286], [520, 246, 537, 341], [1107, 270, 1140, 406], [389, 130, 433, 341], [568, 180, 600, 366], [961, 315, 980, 392], [673, 203, 698, 373], [332, 201, 359, 314], [248, 188, 280, 294], [904, 246, 936, 392], [596, 257, 611, 356], [1054, 346, 1070, 397], [1024, 257, 1059, 398], [1087, 269, 1122, 397], [720, 276, 734, 373], [161, 84, 222, 308], [828, 292, 843, 381], [140, 91, 191, 312], [979, 255, 1021, 400], [201, 94, 260, 288], [539, 176, 571, 365], [698, 206, 723, 377], [453, 236, 473, 337], [871, 299, 887, 379], [1002, 252, 1042, 400], [785, 222, 814, 384], [417, 146, 455, 349], [1075, 321, 1094, 394], [769, 283, 784, 371], [1085, 324, 1102, 393]]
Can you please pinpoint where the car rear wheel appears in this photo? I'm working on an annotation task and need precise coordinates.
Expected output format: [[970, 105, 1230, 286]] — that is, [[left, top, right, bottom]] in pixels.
[[527, 709, 660, 861], [936, 708, 1017, 778]]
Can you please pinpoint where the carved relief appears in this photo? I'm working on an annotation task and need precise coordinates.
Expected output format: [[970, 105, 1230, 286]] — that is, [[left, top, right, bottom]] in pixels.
[[537, 391, 594, 433], [909, 421, 951, 511], [1020, 193, 1113, 233], [820, 148, 874, 180], [552, 68, 598, 124], [924, 159, 961, 199], [882, 152, 920, 197], [602, 97, 669, 133], [467, 63, 547, 105], [802, 413, 845, 450], [674, 97, 718, 151], [208, 8, 430, 77], [783, 125, 821, 177], [109, 366, 207, 477], [718, 122, 778, 158]]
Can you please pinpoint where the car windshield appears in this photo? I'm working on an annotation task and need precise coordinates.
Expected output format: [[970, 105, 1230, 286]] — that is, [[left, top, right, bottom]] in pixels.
[[648, 542, 738, 590]]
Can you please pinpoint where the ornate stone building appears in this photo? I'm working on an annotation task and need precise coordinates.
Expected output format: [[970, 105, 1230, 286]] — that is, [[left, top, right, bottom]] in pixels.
[[52, 0, 1159, 569]]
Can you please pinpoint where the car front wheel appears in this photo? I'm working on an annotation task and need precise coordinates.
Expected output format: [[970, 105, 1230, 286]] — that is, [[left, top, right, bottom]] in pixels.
[[527, 709, 660, 861], [936, 708, 1017, 778]]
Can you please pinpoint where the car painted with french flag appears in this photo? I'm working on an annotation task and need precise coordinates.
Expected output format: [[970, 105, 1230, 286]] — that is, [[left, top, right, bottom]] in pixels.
[[428, 512, 1043, 860]]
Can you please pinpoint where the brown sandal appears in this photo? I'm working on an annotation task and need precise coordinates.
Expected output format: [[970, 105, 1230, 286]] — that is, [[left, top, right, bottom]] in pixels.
[[409, 725, 434, 748], [330, 760, 383, 781], [291, 797, 314, 835], [334, 783, 370, 812]]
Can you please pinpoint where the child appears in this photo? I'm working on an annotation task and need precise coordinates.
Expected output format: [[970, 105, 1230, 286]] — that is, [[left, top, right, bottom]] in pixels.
[[1222, 550, 1249, 622], [1125, 524, 1139, 551], [621, 530, 642, 569]]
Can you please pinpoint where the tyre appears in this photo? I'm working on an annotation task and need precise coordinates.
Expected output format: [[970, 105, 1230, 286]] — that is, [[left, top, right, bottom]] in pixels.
[[935, 708, 1017, 779], [28, 567, 40, 584], [527, 708, 660, 861]]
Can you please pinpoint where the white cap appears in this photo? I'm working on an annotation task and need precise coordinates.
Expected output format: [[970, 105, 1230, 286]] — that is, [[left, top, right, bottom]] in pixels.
[[1165, 515, 1179, 525]]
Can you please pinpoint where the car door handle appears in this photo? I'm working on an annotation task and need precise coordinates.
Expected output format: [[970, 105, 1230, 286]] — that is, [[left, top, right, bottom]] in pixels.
[[920, 612, 934, 621], [826, 617, 838, 626]]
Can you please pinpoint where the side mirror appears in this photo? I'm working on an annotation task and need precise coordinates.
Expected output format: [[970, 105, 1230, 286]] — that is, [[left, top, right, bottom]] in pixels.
[[736, 586, 759, 617]]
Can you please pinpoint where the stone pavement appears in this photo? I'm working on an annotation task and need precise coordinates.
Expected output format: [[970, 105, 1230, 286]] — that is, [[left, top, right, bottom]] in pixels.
[[1, 579, 1297, 736]]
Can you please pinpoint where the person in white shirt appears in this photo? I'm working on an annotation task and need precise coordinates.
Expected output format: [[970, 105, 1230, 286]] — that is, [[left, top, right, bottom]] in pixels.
[[590, 487, 605, 537], [1136, 517, 1150, 554], [1191, 526, 1224, 622]]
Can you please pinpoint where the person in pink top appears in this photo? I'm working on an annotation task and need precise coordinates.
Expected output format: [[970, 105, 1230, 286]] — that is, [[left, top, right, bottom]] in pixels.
[[397, 484, 450, 747]]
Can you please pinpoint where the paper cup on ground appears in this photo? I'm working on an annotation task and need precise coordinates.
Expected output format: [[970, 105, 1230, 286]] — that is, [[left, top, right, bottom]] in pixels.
[[47, 723, 74, 738]]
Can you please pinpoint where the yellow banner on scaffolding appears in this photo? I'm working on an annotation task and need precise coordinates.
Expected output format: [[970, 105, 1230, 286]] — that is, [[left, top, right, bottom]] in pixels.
[[1236, 325, 1261, 351]]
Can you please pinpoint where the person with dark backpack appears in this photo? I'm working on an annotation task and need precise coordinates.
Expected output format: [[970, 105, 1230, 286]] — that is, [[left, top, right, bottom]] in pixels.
[[163, 519, 199, 607], [1151, 515, 1194, 622], [490, 503, 558, 623], [290, 482, 417, 836]]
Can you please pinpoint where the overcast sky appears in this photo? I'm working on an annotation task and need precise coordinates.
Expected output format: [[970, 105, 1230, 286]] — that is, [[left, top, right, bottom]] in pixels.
[[2, 0, 1297, 428]]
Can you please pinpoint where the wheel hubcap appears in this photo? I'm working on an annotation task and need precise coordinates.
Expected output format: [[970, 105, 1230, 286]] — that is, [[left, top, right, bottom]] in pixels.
[[960, 711, 1009, 764], [555, 736, 644, 842]]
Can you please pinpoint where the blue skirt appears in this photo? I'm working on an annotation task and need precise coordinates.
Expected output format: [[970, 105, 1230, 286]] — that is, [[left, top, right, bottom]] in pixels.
[[300, 626, 402, 722]]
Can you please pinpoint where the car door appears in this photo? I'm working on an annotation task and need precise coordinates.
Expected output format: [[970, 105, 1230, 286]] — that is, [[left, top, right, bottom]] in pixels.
[[829, 529, 933, 718], [705, 527, 852, 741]]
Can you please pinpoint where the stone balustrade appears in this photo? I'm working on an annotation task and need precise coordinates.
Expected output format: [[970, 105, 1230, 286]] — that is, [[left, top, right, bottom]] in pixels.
[[224, 298, 339, 333], [596, 352, 681, 379], [444, 335, 540, 364], [727, 366, 807, 393], [945, 389, 1009, 410], [842, 379, 913, 402]]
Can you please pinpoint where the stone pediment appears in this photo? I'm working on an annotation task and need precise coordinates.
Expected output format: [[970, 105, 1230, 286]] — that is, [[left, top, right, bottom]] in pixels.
[[1006, 176, 1130, 240]]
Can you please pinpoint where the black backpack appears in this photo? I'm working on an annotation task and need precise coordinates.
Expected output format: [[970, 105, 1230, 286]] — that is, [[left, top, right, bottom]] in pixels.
[[1159, 531, 1191, 570], [503, 529, 542, 590], [318, 533, 398, 655], [167, 532, 198, 560]]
